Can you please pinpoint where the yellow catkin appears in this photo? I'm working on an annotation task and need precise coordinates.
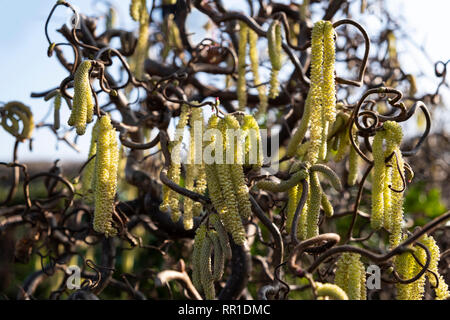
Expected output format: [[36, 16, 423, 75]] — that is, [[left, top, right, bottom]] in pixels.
[[321, 193, 333, 217], [310, 164, 343, 191], [224, 115, 252, 221], [216, 117, 246, 245], [371, 129, 386, 230], [286, 185, 299, 232], [383, 165, 393, 232], [1, 101, 34, 141], [160, 104, 190, 222], [238, 21, 248, 110], [93, 114, 118, 237], [297, 175, 309, 240], [316, 283, 349, 300], [306, 21, 325, 164], [395, 250, 416, 300], [242, 114, 263, 169], [347, 129, 359, 186], [421, 235, 450, 300], [248, 28, 268, 116], [81, 120, 100, 204], [191, 106, 206, 217], [335, 252, 366, 300], [68, 60, 93, 135], [192, 224, 207, 292], [268, 20, 282, 99]]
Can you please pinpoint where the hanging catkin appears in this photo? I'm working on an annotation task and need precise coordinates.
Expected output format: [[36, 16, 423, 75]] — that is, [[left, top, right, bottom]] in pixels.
[[92, 114, 119, 237]]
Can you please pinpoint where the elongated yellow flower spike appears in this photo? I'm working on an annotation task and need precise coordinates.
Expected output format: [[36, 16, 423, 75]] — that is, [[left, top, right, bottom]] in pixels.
[[130, 0, 144, 22], [1, 101, 34, 141], [238, 21, 249, 110], [248, 29, 268, 116], [335, 252, 366, 300], [81, 120, 100, 204], [93, 114, 118, 237], [316, 283, 349, 300], [224, 115, 253, 221], [420, 235, 450, 300], [216, 117, 247, 244], [286, 185, 299, 232], [297, 175, 309, 240], [309, 164, 343, 191], [68, 60, 94, 135], [395, 249, 417, 300], [192, 224, 207, 292], [321, 193, 334, 217], [286, 95, 312, 158], [347, 130, 360, 186], [306, 21, 325, 164], [242, 114, 263, 169], [268, 20, 282, 99], [322, 21, 337, 124], [160, 104, 190, 222], [371, 129, 386, 230]]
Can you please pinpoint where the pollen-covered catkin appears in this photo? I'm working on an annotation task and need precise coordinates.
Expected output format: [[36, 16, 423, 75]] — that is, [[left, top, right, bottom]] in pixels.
[[248, 29, 268, 116], [224, 115, 252, 221], [286, 185, 299, 231], [238, 21, 248, 110], [268, 20, 282, 99], [92, 114, 118, 237], [216, 117, 246, 244], [160, 104, 190, 222], [347, 129, 359, 186], [68, 60, 94, 135], [335, 252, 366, 300], [371, 129, 386, 230], [242, 114, 263, 169], [306, 21, 325, 164]]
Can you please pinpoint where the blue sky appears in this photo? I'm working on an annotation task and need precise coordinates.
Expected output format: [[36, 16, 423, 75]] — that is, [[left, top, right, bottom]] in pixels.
[[0, 0, 448, 163]]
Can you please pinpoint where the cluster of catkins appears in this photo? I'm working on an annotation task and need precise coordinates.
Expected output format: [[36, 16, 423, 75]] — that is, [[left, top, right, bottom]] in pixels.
[[159, 104, 207, 230], [203, 113, 262, 245], [395, 234, 449, 300], [1, 101, 34, 141], [191, 214, 232, 300], [237, 21, 269, 115]]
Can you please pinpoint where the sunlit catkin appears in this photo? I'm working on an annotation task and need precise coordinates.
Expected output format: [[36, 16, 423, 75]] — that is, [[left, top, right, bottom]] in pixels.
[[130, 0, 149, 79], [242, 114, 263, 169], [93, 115, 118, 237], [305, 171, 321, 238], [335, 252, 366, 300], [238, 21, 248, 110], [68, 60, 94, 135], [248, 28, 268, 116], [268, 20, 282, 99], [371, 129, 386, 230]]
